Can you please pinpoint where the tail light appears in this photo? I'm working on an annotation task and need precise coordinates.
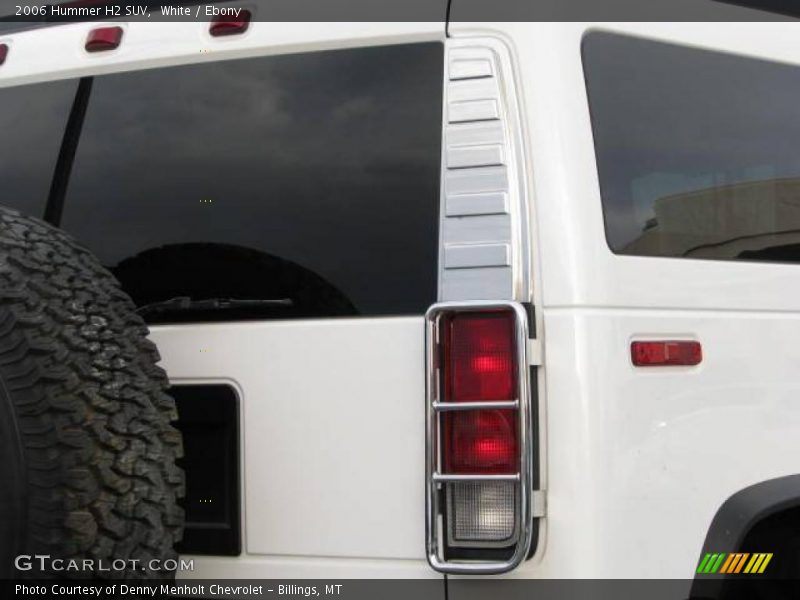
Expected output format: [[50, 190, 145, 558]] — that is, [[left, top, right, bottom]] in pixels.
[[0, 44, 8, 66], [426, 302, 538, 574]]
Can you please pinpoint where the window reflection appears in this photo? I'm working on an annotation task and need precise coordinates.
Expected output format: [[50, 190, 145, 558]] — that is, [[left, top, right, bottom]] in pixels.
[[584, 32, 800, 263], [41, 43, 443, 320]]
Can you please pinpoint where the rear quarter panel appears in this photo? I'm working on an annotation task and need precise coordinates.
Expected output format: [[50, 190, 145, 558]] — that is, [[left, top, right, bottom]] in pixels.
[[449, 22, 800, 578]]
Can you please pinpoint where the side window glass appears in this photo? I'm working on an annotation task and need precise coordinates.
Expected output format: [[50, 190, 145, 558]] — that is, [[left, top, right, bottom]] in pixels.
[[584, 32, 800, 263]]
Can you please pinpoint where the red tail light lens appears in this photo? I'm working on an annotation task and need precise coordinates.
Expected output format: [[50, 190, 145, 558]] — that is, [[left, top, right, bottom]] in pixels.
[[441, 310, 519, 475], [0, 44, 8, 66], [210, 10, 252, 37], [445, 410, 518, 474], [631, 340, 702, 366], [443, 311, 516, 402], [85, 26, 123, 53]]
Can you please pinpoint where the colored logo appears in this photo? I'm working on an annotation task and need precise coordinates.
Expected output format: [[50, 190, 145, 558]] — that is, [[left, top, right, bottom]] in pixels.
[[697, 552, 773, 575]]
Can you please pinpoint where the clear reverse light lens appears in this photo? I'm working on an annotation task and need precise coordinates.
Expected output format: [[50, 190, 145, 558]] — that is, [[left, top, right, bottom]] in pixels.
[[448, 481, 517, 545]]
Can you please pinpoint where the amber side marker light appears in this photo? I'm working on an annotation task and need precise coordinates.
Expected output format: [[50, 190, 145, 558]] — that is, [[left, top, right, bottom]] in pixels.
[[210, 10, 252, 37], [85, 26, 124, 52], [631, 341, 702, 367]]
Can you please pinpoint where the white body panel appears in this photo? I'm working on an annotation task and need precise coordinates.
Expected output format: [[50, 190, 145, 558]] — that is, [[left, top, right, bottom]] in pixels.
[[0, 21, 443, 88], [150, 318, 436, 578], [536, 309, 800, 579], [3, 15, 800, 581]]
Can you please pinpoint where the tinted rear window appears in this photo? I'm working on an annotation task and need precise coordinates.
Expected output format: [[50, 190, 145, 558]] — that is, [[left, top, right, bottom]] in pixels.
[[0, 79, 77, 218], [1, 43, 443, 322], [584, 32, 800, 263]]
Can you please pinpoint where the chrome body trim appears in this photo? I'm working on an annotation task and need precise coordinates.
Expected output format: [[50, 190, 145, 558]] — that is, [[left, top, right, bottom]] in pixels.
[[432, 473, 521, 483], [438, 38, 532, 303], [433, 400, 519, 412]]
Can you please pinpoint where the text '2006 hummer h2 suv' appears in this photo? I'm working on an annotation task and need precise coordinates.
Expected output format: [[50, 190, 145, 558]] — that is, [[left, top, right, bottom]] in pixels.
[[0, 2, 799, 597]]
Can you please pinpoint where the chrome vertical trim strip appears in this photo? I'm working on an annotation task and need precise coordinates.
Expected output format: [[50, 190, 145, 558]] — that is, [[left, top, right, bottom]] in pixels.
[[438, 39, 532, 303]]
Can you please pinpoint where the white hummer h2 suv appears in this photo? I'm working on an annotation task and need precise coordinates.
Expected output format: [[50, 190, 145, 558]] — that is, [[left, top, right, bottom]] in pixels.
[[0, 2, 798, 598]]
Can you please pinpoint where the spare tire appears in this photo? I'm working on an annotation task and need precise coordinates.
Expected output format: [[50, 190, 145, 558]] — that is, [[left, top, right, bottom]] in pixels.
[[0, 207, 184, 579]]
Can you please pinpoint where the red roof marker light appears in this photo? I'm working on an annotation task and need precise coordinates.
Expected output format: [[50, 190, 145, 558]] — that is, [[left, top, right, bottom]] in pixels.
[[85, 26, 124, 53], [210, 9, 252, 37], [631, 340, 702, 367]]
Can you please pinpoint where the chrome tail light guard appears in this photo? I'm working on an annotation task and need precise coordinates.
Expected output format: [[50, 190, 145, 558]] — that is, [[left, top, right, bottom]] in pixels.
[[425, 300, 537, 574]]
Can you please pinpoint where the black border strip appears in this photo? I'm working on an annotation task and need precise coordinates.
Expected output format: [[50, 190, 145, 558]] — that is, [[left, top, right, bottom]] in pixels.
[[1, 0, 798, 31]]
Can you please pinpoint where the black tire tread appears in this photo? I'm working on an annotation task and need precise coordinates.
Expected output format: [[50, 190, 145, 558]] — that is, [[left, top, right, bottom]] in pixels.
[[0, 206, 184, 579]]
